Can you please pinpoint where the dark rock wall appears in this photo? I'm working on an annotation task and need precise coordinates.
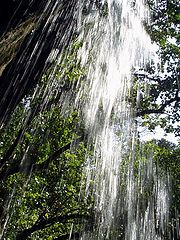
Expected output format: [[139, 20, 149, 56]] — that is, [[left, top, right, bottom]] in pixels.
[[0, 0, 77, 126], [0, 0, 44, 36]]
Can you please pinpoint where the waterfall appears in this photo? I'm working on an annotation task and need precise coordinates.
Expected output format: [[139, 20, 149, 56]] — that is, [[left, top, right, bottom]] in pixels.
[[0, 0, 175, 239], [74, 0, 170, 239]]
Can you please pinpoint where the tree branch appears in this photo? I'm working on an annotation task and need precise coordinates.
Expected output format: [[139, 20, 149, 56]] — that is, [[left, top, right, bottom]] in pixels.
[[33, 136, 83, 171], [136, 90, 180, 117], [16, 213, 92, 240], [0, 164, 20, 182], [0, 104, 43, 172], [0, 129, 23, 169], [0, 135, 84, 182]]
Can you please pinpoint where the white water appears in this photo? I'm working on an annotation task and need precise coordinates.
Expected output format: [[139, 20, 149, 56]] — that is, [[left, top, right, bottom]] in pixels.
[[75, 0, 170, 239], [0, 0, 173, 239]]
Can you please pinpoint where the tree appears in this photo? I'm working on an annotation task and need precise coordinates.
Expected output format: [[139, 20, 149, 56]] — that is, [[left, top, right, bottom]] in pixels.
[[0, 1, 179, 239], [130, 0, 180, 136], [153, 139, 180, 239], [0, 39, 92, 239], [113, 139, 180, 239], [0, 101, 94, 239], [4, 142, 93, 240]]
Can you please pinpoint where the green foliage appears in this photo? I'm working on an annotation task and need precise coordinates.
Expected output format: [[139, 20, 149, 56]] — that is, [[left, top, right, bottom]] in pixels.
[[0, 39, 92, 239], [119, 139, 180, 238], [129, 1, 180, 136], [147, 0, 180, 46], [153, 140, 180, 213], [0, 2, 179, 239], [5, 143, 89, 239], [0, 104, 25, 158], [50, 40, 85, 90], [0, 101, 91, 238]]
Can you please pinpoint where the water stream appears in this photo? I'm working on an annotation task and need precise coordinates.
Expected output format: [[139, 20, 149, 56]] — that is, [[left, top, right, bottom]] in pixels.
[[75, 0, 170, 239], [0, 0, 174, 239]]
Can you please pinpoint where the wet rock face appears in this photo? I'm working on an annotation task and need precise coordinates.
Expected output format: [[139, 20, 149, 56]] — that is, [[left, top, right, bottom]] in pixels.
[[0, 0, 42, 125], [0, 0, 77, 126], [0, 0, 46, 76], [0, 18, 36, 76], [0, 0, 21, 35], [0, 0, 37, 36], [0, 0, 47, 36]]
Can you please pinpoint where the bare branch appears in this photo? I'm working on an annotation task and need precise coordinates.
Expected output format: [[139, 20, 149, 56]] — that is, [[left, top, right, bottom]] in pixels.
[[136, 90, 180, 117]]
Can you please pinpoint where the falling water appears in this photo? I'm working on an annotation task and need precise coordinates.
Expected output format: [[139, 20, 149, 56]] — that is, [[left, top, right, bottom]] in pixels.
[[0, 0, 175, 239], [75, 0, 170, 239]]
